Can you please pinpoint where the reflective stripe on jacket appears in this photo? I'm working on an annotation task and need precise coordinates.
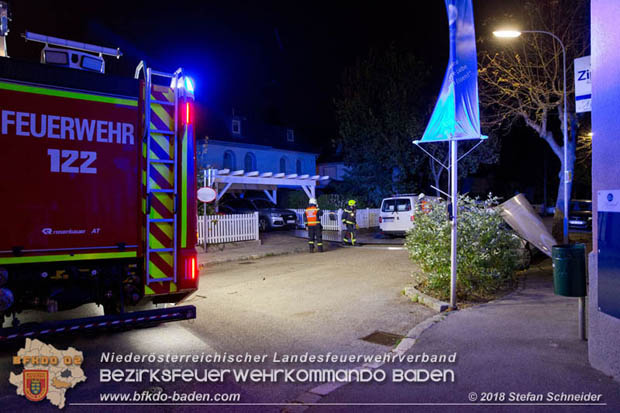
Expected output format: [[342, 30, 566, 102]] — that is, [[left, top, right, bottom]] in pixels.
[[342, 207, 356, 224], [305, 206, 320, 226]]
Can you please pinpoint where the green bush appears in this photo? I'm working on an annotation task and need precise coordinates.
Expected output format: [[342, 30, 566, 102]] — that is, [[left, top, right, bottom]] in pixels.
[[280, 191, 308, 209], [317, 194, 346, 210], [281, 192, 347, 210], [323, 181, 379, 208], [405, 195, 521, 301], [197, 202, 216, 215]]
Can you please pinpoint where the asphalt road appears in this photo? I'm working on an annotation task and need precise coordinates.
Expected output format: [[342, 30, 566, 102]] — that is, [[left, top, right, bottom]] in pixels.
[[0, 246, 434, 412], [289, 229, 406, 245]]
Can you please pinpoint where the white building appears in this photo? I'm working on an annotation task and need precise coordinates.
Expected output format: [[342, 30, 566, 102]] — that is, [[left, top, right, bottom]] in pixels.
[[317, 161, 350, 181], [199, 114, 318, 176]]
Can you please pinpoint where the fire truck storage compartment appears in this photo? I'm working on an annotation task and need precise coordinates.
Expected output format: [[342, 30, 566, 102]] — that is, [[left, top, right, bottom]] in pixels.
[[0, 57, 141, 256]]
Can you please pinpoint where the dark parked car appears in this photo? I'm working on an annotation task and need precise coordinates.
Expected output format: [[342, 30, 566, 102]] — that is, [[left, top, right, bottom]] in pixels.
[[568, 199, 592, 230], [221, 198, 297, 231]]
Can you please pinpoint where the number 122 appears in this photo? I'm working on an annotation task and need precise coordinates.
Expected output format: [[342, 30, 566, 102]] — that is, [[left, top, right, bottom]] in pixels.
[[47, 149, 97, 174]]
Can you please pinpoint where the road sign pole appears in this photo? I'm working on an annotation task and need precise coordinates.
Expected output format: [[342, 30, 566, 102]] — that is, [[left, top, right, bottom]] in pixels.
[[203, 170, 207, 251], [450, 139, 458, 309]]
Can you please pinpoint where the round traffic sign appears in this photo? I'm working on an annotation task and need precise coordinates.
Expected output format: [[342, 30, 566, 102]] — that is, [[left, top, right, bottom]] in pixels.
[[197, 187, 217, 203]]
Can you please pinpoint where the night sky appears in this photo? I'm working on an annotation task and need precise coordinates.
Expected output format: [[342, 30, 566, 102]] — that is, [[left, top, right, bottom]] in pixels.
[[6, 0, 555, 199], [6, 1, 523, 139]]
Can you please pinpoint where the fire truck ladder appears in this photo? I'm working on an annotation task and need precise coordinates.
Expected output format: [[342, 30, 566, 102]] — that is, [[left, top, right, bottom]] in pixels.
[[142, 65, 183, 286]]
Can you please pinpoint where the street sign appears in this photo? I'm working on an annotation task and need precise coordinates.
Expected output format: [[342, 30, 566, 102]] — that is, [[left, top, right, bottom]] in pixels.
[[574, 55, 591, 113], [197, 187, 216, 203]]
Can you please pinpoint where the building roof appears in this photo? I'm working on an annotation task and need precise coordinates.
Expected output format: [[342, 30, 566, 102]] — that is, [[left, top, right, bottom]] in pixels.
[[202, 109, 318, 154], [317, 142, 345, 163]]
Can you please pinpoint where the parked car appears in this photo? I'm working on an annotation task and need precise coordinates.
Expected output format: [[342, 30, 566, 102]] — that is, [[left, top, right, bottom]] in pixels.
[[568, 199, 592, 230], [379, 194, 440, 236], [221, 198, 297, 231]]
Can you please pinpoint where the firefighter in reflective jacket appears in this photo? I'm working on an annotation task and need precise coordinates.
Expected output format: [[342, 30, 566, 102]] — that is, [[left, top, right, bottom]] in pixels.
[[342, 199, 357, 246], [305, 198, 324, 252]]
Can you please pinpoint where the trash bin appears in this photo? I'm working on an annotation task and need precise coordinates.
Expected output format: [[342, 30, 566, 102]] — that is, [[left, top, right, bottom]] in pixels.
[[552, 243, 587, 297]]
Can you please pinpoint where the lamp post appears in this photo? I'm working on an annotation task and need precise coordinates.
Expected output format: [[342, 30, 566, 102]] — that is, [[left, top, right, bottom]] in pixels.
[[493, 29, 569, 244], [494, 29, 586, 341]]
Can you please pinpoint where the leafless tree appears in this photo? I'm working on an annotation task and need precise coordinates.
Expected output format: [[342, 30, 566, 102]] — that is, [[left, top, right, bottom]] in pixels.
[[478, 0, 589, 211]]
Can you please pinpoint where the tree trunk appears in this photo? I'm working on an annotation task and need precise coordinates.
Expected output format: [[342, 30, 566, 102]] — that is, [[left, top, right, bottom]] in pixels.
[[523, 112, 577, 242], [555, 139, 576, 211], [430, 159, 444, 197], [429, 149, 449, 197], [433, 171, 444, 197], [552, 137, 576, 242]]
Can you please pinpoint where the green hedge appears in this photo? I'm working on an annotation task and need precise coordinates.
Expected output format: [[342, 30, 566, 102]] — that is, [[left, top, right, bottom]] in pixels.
[[405, 195, 521, 301], [281, 192, 347, 210]]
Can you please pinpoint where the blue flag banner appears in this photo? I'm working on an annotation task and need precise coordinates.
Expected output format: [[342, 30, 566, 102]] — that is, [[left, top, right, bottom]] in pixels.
[[418, 0, 486, 142]]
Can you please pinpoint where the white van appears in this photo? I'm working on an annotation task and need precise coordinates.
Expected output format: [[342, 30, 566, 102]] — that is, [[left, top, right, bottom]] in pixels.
[[379, 194, 438, 236]]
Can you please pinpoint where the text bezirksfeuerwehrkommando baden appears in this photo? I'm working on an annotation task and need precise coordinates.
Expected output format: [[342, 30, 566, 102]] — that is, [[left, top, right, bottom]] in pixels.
[[99, 352, 457, 384]]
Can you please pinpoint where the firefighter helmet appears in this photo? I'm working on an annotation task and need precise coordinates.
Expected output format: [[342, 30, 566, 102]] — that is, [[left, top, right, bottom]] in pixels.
[[348, 199, 356, 206], [309, 198, 317, 205]]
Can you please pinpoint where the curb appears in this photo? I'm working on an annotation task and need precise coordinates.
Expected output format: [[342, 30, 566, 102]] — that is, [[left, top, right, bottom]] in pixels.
[[285, 312, 448, 412], [202, 239, 262, 251], [404, 286, 450, 312]]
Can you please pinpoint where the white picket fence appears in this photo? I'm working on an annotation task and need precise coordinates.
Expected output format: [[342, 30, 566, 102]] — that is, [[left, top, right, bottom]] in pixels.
[[293, 208, 381, 231], [357, 208, 381, 229], [196, 207, 380, 246], [197, 212, 259, 245]]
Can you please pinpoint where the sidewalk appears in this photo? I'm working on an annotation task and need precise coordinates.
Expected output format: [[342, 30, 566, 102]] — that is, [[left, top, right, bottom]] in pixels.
[[197, 232, 323, 267], [313, 259, 620, 412]]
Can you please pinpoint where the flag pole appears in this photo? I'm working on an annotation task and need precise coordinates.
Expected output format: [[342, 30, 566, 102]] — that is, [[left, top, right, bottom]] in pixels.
[[450, 138, 458, 309], [414, 0, 484, 310]]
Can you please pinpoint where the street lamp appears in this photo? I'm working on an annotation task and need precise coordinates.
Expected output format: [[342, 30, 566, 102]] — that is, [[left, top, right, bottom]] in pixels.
[[493, 29, 570, 244]]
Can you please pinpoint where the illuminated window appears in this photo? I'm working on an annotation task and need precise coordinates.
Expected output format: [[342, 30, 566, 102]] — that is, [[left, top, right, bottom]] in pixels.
[[232, 119, 241, 136]]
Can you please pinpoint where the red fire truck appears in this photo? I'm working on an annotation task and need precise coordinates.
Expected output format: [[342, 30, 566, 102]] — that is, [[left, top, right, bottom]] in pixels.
[[0, 23, 199, 341]]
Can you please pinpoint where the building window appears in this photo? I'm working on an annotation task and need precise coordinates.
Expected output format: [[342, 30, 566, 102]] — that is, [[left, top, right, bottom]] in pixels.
[[279, 157, 287, 173], [244, 152, 256, 171], [232, 119, 241, 136], [296, 159, 302, 175], [286, 128, 294, 142], [223, 150, 236, 170]]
